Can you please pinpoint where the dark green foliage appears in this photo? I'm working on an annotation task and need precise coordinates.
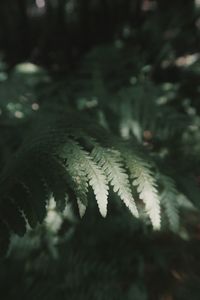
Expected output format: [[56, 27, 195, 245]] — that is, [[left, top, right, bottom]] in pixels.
[[0, 0, 200, 299], [0, 39, 200, 254], [0, 58, 200, 255]]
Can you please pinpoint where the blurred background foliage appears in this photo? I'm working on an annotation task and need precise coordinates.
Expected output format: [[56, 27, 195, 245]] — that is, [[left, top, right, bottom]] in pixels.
[[0, 0, 200, 299]]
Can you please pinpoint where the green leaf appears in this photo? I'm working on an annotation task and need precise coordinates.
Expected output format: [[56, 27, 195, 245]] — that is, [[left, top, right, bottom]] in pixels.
[[160, 175, 179, 232], [92, 146, 139, 218], [60, 139, 109, 217], [123, 150, 161, 229]]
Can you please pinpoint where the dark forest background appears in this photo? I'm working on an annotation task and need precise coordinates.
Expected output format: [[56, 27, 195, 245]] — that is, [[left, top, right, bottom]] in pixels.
[[0, 1, 200, 299]]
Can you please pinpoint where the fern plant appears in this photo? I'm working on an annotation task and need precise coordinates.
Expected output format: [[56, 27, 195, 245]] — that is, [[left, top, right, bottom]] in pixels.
[[0, 103, 197, 256], [0, 44, 200, 256]]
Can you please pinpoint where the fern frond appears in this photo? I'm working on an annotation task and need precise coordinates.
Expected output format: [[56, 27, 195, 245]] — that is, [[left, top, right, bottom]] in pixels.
[[59, 139, 109, 217], [0, 107, 192, 256], [160, 175, 180, 232], [39, 155, 74, 211], [92, 146, 139, 218], [0, 197, 26, 236], [21, 172, 48, 223], [122, 148, 161, 229], [9, 181, 38, 228]]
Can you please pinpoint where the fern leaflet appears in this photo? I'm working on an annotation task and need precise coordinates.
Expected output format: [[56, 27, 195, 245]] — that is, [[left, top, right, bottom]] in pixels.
[[123, 149, 161, 229], [59, 139, 109, 217], [92, 146, 139, 218], [160, 175, 179, 232]]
